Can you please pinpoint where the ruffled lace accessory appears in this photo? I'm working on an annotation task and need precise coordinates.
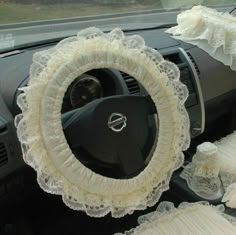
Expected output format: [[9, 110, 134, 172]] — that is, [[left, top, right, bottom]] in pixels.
[[166, 5, 236, 71], [15, 27, 190, 217], [115, 201, 236, 235], [216, 131, 236, 208], [181, 131, 236, 207], [181, 142, 224, 200], [223, 183, 236, 208]]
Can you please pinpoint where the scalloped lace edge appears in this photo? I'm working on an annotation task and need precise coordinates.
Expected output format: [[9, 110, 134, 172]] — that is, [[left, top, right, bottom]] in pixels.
[[181, 131, 236, 207], [166, 5, 236, 71], [115, 201, 236, 235]]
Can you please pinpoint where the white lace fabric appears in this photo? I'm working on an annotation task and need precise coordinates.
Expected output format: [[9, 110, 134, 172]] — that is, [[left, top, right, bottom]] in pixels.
[[223, 183, 236, 209], [166, 5, 236, 71], [181, 142, 223, 200], [15, 27, 190, 217], [116, 201, 236, 235], [181, 131, 236, 207], [216, 131, 236, 207]]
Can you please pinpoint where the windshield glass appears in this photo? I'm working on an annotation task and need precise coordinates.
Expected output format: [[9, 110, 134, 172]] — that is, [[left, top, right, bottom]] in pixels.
[[0, 0, 235, 24], [0, 0, 235, 54]]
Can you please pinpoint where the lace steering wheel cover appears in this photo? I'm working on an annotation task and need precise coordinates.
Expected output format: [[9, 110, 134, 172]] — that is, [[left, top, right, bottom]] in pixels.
[[15, 28, 190, 217]]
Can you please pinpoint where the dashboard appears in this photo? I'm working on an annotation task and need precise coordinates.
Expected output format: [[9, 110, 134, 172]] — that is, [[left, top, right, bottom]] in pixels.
[[0, 26, 236, 204]]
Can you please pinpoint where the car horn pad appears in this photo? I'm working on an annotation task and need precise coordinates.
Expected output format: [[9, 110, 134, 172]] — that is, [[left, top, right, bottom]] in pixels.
[[15, 27, 190, 217]]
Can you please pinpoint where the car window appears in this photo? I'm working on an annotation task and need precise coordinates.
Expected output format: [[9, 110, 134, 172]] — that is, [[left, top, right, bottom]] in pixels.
[[0, 0, 235, 24]]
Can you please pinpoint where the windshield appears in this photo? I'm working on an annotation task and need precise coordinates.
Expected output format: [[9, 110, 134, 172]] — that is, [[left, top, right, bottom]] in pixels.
[[0, 0, 235, 24], [0, 0, 235, 54]]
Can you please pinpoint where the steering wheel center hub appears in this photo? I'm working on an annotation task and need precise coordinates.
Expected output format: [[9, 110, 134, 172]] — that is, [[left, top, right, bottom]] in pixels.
[[107, 112, 127, 132], [62, 95, 156, 177]]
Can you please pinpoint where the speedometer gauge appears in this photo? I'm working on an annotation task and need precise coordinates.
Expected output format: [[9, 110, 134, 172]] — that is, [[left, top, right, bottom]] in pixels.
[[69, 74, 103, 108]]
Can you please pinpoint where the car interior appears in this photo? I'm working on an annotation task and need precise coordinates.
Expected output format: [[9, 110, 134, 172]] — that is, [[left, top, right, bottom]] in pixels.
[[0, 2, 236, 235]]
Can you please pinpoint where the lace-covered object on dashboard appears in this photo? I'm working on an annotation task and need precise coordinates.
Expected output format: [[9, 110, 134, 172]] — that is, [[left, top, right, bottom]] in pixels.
[[115, 201, 236, 235], [181, 131, 236, 207], [166, 5, 236, 71], [15, 27, 190, 217]]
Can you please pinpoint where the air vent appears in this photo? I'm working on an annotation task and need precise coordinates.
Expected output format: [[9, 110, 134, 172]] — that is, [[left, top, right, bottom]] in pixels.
[[0, 143, 8, 167], [160, 48, 204, 137], [0, 117, 7, 133], [163, 53, 195, 94], [187, 52, 200, 77], [162, 49, 199, 108], [120, 71, 140, 94]]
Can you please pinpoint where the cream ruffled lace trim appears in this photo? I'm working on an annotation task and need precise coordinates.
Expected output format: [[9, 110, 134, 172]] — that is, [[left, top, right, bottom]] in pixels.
[[181, 131, 236, 207], [223, 183, 236, 209], [116, 201, 236, 235], [166, 5, 236, 71], [15, 27, 190, 217]]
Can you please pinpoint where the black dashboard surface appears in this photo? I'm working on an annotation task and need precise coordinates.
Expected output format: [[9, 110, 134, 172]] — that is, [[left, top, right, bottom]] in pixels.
[[0, 27, 236, 113]]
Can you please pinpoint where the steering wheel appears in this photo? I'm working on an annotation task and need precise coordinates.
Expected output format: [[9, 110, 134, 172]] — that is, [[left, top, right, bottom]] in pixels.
[[15, 27, 190, 217]]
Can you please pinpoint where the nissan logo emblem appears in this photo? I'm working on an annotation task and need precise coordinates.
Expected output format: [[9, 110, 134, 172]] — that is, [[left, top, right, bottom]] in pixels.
[[108, 113, 127, 132]]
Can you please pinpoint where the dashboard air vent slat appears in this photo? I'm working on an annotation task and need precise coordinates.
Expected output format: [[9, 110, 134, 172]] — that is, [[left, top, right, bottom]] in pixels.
[[187, 52, 200, 77], [0, 117, 7, 133], [0, 143, 8, 167], [162, 49, 199, 108], [154, 48, 204, 138], [120, 71, 140, 94], [163, 54, 195, 95]]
